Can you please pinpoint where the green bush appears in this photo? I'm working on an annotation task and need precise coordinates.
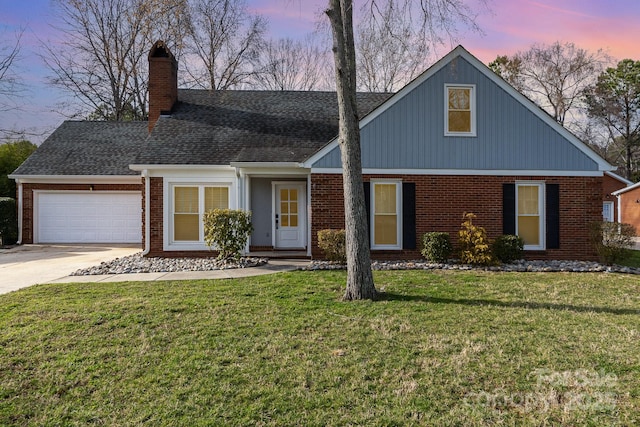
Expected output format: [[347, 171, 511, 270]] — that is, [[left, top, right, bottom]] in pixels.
[[589, 221, 636, 265], [0, 197, 17, 246], [492, 234, 524, 263], [317, 229, 346, 263], [458, 212, 495, 266], [203, 209, 253, 261], [421, 232, 452, 262]]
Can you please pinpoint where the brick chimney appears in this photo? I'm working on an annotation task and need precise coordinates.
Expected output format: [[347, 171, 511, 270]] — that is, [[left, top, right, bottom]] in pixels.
[[148, 40, 178, 132]]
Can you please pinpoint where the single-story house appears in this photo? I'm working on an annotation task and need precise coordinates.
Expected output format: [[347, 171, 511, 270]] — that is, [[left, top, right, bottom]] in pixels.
[[11, 41, 615, 260], [613, 181, 640, 235]]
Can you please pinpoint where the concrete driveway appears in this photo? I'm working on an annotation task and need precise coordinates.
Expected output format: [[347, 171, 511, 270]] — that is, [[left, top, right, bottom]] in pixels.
[[0, 244, 141, 295]]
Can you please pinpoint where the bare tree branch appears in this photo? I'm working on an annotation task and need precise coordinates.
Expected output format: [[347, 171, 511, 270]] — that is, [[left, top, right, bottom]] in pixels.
[[42, 0, 189, 121], [251, 35, 332, 91], [184, 0, 267, 90], [356, 0, 488, 92], [489, 41, 610, 131], [0, 28, 24, 108]]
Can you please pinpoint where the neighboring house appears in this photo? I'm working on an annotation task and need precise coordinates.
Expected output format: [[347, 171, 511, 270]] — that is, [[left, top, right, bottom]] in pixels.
[[603, 171, 633, 223], [613, 182, 640, 235], [11, 42, 615, 261]]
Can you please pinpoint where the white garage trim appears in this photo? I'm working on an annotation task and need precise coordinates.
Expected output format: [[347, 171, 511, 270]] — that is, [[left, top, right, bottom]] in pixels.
[[34, 191, 142, 244]]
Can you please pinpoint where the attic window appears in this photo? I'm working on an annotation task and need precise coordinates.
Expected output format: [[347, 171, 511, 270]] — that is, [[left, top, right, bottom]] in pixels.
[[445, 84, 476, 136]]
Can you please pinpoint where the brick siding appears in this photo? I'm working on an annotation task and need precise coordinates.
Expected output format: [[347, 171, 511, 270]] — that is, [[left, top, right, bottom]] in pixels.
[[602, 173, 628, 221], [311, 173, 602, 261], [618, 186, 640, 235], [148, 42, 178, 132]]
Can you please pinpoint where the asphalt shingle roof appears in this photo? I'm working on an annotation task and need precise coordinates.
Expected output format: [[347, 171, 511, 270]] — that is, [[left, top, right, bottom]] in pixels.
[[135, 90, 392, 165], [14, 90, 393, 176], [12, 121, 148, 176]]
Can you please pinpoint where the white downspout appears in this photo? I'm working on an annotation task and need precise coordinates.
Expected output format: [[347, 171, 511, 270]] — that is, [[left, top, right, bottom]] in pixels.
[[616, 193, 622, 223], [16, 181, 23, 245], [142, 170, 151, 256], [236, 167, 250, 255], [307, 174, 312, 257]]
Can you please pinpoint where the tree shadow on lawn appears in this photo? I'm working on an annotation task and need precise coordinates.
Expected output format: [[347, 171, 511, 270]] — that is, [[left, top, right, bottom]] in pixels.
[[379, 292, 640, 316]]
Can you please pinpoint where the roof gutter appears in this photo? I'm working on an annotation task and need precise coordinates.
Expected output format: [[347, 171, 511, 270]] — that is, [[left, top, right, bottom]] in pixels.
[[129, 164, 233, 172], [229, 162, 304, 168], [7, 174, 140, 184]]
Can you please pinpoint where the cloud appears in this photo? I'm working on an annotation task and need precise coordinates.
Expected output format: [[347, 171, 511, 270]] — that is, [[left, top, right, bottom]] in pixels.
[[462, 0, 640, 63], [525, 0, 594, 19]]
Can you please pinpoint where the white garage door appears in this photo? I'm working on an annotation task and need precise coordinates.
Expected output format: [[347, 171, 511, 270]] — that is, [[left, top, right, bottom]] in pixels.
[[36, 192, 141, 243]]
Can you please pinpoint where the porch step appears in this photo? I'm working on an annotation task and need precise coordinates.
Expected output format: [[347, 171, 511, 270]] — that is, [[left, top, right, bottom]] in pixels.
[[248, 251, 310, 259]]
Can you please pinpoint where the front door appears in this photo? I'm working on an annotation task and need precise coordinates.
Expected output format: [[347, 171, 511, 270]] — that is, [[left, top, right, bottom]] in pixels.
[[274, 183, 306, 249]]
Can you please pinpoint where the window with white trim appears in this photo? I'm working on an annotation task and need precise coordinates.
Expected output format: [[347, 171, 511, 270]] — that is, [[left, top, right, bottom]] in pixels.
[[516, 182, 545, 250], [172, 184, 229, 242], [445, 84, 476, 136], [602, 201, 614, 222], [371, 181, 402, 250]]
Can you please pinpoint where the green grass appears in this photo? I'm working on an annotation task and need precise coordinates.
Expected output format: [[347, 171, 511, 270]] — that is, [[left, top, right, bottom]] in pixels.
[[620, 249, 640, 268], [1, 270, 639, 426]]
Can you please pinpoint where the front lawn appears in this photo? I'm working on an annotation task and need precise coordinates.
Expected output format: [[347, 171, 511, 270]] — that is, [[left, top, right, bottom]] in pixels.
[[1, 270, 639, 426], [620, 249, 640, 268]]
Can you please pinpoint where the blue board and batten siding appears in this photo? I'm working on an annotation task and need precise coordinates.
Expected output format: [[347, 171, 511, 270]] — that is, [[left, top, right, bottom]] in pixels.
[[311, 56, 600, 172]]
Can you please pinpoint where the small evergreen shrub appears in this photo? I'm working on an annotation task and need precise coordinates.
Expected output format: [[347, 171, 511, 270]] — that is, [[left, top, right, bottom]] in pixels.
[[421, 232, 452, 262], [589, 221, 636, 265], [458, 212, 495, 265], [317, 229, 346, 263], [0, 197, 17, 246], [492, 234, 524, 263], [203, 209, 253, 260]]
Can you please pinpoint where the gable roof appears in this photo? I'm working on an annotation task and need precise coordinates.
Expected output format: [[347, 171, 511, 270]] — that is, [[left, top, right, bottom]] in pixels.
[[305, 45, 613, 173], [133, 90, 391, 166], [11, 121, 148, 177]]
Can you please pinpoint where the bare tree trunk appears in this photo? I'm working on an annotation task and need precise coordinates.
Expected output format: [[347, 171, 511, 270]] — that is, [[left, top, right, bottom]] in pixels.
[[326, 0, 377, 301]]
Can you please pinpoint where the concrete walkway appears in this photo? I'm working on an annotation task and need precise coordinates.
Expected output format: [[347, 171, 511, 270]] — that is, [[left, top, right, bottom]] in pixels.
[[46, 259, 310, 285], [0, 244, 310, 295], [0, 244, 141, 294]]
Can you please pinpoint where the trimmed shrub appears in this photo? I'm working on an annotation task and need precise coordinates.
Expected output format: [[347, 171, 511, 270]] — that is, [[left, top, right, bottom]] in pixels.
[[421, 232, 452, 262], [0, 197, 17, 246], [317, 229, 346, 263], [492, 234, 524, 263], [203, 209, 253, 260], [589, 221, 636, 265], [458, 212, 495, 265]]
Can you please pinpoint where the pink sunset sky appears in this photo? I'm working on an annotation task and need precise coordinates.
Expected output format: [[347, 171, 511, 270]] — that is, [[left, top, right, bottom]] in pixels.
[[2, 0, 640, 143]]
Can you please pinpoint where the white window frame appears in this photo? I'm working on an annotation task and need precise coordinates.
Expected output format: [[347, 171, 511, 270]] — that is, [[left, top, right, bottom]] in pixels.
[[370, 179, 402, 250], [166, 181, 233, 250], [602, 201, 614, 222], [516, 181, 545, 251], [444, 84, 476, 137]]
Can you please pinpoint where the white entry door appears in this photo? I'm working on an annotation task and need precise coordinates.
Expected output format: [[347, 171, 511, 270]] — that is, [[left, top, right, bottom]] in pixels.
[[274, 183, 306, 249]]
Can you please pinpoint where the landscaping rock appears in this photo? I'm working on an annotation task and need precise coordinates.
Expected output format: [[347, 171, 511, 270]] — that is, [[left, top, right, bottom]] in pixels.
[[71, 253, 269, 276], [72, 253, 640, 276], [303, 259, 640, 275]]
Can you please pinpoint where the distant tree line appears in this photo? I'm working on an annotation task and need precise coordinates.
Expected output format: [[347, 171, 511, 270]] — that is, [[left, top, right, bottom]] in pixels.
[[39, 0, 481, 123]]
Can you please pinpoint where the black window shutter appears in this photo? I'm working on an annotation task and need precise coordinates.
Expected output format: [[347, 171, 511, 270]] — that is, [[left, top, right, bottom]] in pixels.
[[503, 183, 516, 235], [363, 181, 371, 242], [546, 183, 560, 249], [402, 182, 416, 249]]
